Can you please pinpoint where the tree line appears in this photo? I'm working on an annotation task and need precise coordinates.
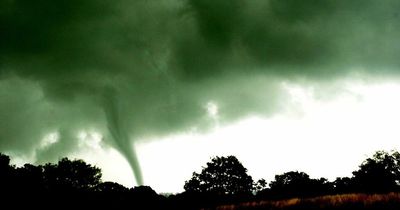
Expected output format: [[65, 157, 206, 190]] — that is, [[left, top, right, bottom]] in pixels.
[[0, 150, 399, 209]]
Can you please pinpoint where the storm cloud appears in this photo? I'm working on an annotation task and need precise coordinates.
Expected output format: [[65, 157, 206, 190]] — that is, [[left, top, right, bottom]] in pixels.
[[1, 0, 400, 185]]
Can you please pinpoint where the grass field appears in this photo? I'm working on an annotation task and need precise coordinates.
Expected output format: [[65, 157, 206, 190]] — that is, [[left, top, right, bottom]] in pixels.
[[212, 193, 400, 210]]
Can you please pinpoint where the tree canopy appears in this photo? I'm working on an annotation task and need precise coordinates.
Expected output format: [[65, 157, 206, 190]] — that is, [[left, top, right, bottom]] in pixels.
[[352, 150, 400, 193], [43, 158, 102, 192], [267, 171, 332, 198], [184, 156, 254, 195]]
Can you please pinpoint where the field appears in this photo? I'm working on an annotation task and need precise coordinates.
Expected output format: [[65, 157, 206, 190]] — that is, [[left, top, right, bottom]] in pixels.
[[212, 193, 400, 210]]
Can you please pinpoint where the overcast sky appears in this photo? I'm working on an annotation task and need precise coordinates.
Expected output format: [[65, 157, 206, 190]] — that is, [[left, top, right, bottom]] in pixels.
[[1, 0, 400, 193]]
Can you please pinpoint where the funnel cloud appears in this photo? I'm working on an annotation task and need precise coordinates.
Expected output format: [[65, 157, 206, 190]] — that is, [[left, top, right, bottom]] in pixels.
[[1, 0, 400, 186], [102, 88, 143, 185]]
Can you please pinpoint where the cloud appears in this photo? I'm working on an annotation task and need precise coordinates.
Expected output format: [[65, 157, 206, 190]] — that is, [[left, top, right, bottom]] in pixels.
[[1, 0, 400, 185]]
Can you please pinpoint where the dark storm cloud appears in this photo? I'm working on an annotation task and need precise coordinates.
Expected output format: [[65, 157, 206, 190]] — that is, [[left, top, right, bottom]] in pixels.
[[174, 0, 400, 78], [1, 0, 400, 185], [0, 78, 50, 153]]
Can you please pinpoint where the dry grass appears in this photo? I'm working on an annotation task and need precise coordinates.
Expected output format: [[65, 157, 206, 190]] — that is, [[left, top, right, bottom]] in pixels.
[[212, 193, 400, 210]]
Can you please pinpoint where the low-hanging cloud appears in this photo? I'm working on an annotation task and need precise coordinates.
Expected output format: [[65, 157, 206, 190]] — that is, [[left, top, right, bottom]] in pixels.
[[1, 0, 400, 185]]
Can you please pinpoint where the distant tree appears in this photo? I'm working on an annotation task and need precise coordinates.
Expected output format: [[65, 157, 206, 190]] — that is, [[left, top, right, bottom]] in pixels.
[[184, 156, 254, 195], [94, 181, 129, 193], [131, 185, 159, 197], [269, 171, 311, 198], [333, 177, 354, 194], [268, 171, 331, 198], [43, 158, 102, 192], [130, 186, 165, 209], [15, 164, 45, 192], [0, 153, 11, 168], [254, 179, 268, 193], [0, 153, 15, 192], [311, 177, 333, 195], [352, 150, 400, 193]]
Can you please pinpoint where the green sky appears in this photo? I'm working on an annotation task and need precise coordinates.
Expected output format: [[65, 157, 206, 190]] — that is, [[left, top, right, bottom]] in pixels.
[[1, 0, 400, 186]]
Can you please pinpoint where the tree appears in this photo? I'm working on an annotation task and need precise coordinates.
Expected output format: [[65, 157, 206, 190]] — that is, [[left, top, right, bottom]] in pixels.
[[352, 150, 400, 193], [0, 153, 15, 192], [15, 164, 45, 192], [333, 177, 354, 194], [94, 181, 129, 193], [43, 158, 102, 192], [0, 153, 11, 169], [254, 178, 268, 193], [269, 171, 311, 198], [184, 156, 254, 195], [268, 171, 331, 198]]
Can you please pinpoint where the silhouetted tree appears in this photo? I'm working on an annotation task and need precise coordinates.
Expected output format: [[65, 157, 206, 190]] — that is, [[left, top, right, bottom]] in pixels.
[[254, 178, 268, 193], [311, 177, 333, 195], [268, 171, 332, 199], [0, 153, 15, 192], [184, 156, 254, 195], [130, 186, 165, 210], [15, 164, 45, 193], [131, 185, 159, 197], [0, 153, 11, 168], [94, 181, 129, 193], [0, 154, 169, 209], [90, 182, 131, 209], [352, 150, 400, 193], [333, 177, 354, 194], [43, 158, 102, 192], [269, 171, 310, 198]]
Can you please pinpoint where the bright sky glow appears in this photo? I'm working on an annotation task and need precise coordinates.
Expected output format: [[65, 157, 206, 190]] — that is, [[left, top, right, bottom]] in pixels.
[[206, 101, 219, 118], [40, 132, 59, 149]]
